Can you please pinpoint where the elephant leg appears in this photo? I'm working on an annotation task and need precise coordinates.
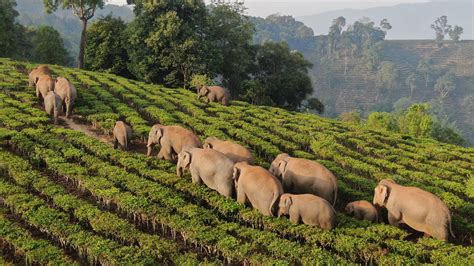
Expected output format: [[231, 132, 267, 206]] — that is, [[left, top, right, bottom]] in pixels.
[[388, 211, 402, 227], [236, 186, 247, 205], [190, 168, 202, 185], [289, 209, 301, 224], [218, 182, 233, 198], [160, 146, 174, 161], [113, 137, 118, 149]]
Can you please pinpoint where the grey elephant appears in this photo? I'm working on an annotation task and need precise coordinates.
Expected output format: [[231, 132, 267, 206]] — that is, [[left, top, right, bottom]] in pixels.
[[54, 77, 77, 118], [203, 136, 254, 164], [177, 147, 235, 197], [278, 193, 335, 230], [36, 75, 55, 102], [44, 91, 62, 124], [373, 179, 455, 241], [269, 153, 338, 205], [198, 85, 230, 106], [29, 65, 51, 87], [232, 162, 283, 216], [345, 200, 379, 223], [113, 121, 132, 151], [147, 124, 202, 162]]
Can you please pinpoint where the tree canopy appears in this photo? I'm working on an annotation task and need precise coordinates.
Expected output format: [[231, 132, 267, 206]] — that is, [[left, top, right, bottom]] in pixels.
[[32, 25, 69, 65]]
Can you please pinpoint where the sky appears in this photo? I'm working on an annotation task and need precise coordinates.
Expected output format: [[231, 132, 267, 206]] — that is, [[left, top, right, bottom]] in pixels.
[[105, 0, 431, 17]]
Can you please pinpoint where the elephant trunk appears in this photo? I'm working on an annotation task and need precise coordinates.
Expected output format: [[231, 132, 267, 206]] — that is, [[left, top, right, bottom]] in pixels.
[[177, 166, 183, 177], [146, 137, 153, 156]]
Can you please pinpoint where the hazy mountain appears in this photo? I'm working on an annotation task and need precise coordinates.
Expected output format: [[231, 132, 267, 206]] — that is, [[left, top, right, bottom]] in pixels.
[[298, 0, 473, 40]]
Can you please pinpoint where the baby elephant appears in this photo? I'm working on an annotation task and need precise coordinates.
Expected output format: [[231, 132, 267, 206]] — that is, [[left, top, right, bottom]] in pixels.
[[113, 121, 132, 151], [44, 91, 62, 124], [373, 179, 455, 241], [204, 136, 254, 164], [233, 162, 283, 216], [345, 200, 379, 223], [198, 85, 230, 106], [177, 148, 234, 197], [278, 193, 335, 230]]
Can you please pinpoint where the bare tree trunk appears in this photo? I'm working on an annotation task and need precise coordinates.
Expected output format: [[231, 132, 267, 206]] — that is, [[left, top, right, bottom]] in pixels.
[[78, 18, 88, 69]]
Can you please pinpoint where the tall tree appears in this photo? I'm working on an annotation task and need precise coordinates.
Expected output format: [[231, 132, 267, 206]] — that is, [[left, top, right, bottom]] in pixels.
[[448, 25, 463, 42], [327, 16, 345, 57], [85, 15, 131, 77], [375, 61, 399, 101], [416, 58, 434, 88], [0, 0, 32, 59], [249, 42, 313, 110], [126, 0, 207, 87], [379, 18, 392, 32], [405, 73, 417, 99], [434, 71, 456, 100], [32, 25, 69, 65], [206, 1, 254, 94], [430, 15, 451, 45], [43, 0, 105, 69]]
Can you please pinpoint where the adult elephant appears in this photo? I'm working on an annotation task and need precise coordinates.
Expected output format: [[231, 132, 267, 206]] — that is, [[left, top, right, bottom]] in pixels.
[[197, 85, 230, 106], [35, 75, 55, 102], [44, 91, 62, 124], [113, 121, 132, 151], [147, 124, 202, 162], [233, 162, 283, 216], [269, 153, 338, 205], [29, 65, 51, 87], [373, 179, 455, 241], [177, 147, 234, 197], [54, 77, 77, 118], [203, 136, 254, 164]]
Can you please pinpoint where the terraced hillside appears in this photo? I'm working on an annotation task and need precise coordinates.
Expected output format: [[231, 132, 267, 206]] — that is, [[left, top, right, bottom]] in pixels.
[[0, 58, 473, 264], [310, 40, 474, 144]]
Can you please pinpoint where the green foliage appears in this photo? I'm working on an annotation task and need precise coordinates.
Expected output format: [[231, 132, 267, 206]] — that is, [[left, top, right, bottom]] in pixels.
[[126, 0, 207, 87], [32, 25, 69, 65], [85, 15, 131, 77], [339, 110, 361, 124], [375, 61, 399, 100], [367, 112, 398, 131], [399, 103, 433, 137], [431, 16, 451, 43], [249, 42, 313, 110], [0, 0, 32, 59], [189, 74, 212, 90], [301, 97, 325, 114], [448, 25, 463, 42], [416, 58, 435, 88], [434, 71, 456, 100], [206, 1, 254, 92]]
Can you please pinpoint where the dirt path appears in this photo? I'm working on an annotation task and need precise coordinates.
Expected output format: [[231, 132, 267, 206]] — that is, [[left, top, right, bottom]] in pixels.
[[59, 116, 148, 155]]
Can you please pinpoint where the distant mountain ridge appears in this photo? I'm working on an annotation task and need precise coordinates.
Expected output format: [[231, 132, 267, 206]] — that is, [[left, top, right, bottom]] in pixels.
[[298, 1, 473, 40]]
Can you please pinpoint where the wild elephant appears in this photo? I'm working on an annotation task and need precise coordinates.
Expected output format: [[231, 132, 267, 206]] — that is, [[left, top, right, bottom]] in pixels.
[[269, 153, 338, 205], [177, 147, 234, 197], [232, 162, 283, 216], [197, 85, 230, 106], [147, 124, 202, 162], [278, 193, 335, 230], [28, 65, 51, 87], [35, 74, 55, 102], [44, 91, 62, 125], [54, 77, 77, 118], [373, 179, 455, 241], [113, 121, 132, 151], [203, 136, 254, 164], [345, 200, 379, 223]]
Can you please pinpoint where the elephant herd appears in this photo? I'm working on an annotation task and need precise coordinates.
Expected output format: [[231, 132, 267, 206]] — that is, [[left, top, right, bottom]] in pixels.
[[28, 65, 77, 124], [25, 66, 454, 240], [113, 119, 455, 240]]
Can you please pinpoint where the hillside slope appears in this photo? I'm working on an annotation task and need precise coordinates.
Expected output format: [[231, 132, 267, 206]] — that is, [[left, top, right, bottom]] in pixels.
[[0, 58, 473, 264], [298, 0, 473, 40], [310, 40, 474, 144]]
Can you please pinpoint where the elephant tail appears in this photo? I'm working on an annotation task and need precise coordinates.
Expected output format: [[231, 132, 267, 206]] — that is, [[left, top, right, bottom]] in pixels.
[[124, 132, 128, 150], [448, 215, 455, 239], [269, 191, 281, 216], [332, 180, 338, 206]]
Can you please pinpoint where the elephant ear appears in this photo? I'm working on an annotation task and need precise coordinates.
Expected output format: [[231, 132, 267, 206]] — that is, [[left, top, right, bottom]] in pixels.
[[232, 165, 241, 182], [155, 127, 163, 142], [376, 185, 389, 206], [284, 195, 292, 209], [278, 160, 288, 177], [36, 76, 39, 83], [204, 142, 213, 149]]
